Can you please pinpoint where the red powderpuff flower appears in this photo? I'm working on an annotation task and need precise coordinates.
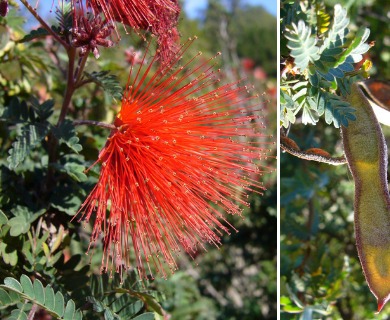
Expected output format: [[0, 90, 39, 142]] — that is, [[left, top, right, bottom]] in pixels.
[[76, 38, 273, 279], [73, 0, 180, 64]]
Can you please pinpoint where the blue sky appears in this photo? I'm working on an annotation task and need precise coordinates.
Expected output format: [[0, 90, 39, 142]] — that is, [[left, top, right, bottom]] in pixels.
[[24, 0, 276, 28], [183, 0, 277, 19]]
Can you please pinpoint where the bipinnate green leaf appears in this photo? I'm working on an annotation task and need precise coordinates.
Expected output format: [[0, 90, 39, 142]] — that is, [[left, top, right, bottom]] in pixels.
[[321, 4, 349, 50], [337, 27, 370, 64], [323, 94, 355, 128], [316, 27, 370, 84], [281, 3, 372, 129], [90, 272, 109, 297], [87, 293, 147, 320], [84, 71, 123, 100], [285, 20, 320, 70], [0, 276, 82, 319], [87, 272, 164, 319], [115, 288, 164, 316], [55, 2, 73, 32], [52, 120, 82, 153], [18, 27, 50, 43], [121, 300, 144, 317], [8, 123, 49, 170]]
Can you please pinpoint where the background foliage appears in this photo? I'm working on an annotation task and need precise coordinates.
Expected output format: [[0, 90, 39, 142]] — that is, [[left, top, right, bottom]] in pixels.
[[0, 1, 276, 319], [281, 0, 390, 319]]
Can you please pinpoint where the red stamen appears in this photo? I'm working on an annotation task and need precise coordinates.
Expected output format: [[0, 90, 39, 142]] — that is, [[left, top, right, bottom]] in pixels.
[[77, 39, 274, 279]]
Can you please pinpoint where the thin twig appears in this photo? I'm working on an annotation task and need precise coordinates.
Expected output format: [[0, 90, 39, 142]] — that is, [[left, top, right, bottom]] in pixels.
[[19, 0, 69, 49], [74, 78, 94, 89], [73, 120, 116, 130], [280, 133, 347, 166]]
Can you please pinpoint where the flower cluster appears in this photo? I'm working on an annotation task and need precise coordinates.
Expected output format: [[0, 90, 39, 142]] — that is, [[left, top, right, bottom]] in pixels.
[[72, 15, 114, 59], [77, 39, 273, 279], [71, 0, 180, 63]]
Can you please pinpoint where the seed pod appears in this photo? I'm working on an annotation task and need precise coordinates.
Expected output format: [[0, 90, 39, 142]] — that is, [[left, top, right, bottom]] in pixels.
[[341, 82, 390, 312]]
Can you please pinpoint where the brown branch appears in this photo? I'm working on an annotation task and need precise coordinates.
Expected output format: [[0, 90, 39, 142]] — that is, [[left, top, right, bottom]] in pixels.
[[280, 133, 347, 166]]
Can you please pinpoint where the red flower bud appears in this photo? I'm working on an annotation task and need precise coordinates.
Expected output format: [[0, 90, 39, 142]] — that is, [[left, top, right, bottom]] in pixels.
[[0, 0, 9, 17]]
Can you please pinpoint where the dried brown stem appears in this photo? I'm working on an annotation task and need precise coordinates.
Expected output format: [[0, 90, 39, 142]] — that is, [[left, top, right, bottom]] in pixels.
[[280, 131, 347, 165]]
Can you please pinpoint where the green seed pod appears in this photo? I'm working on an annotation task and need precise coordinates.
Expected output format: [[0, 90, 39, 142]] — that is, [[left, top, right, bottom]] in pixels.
[[341, 82, 390, 312]]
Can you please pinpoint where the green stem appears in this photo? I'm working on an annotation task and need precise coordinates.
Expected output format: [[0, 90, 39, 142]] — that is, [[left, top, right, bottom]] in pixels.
[[280, 132, 347, 165], [19, 0, 69, 49]]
